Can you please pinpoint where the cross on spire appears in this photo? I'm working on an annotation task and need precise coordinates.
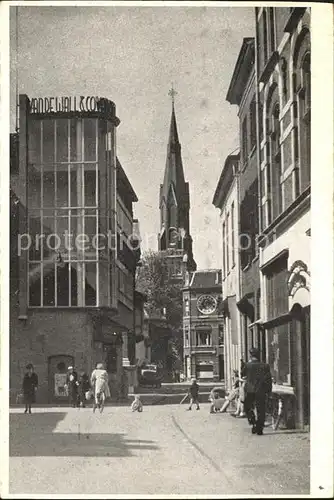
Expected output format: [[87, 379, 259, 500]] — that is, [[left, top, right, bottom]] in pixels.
[[168, 84, 178, 105]]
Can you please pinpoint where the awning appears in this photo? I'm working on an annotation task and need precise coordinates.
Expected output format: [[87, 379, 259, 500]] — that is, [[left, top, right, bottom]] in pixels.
[[236, 296, 254, 322], [248, 319, 263, 329], [222, 298, 229, 316]]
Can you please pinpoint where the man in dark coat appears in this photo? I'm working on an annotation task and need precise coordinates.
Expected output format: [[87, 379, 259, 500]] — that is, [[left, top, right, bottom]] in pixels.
[[78, 371, 90, 408], [22, 364, 38, 414], [243, 347, 272, 435], [65, 366, 79, 407]]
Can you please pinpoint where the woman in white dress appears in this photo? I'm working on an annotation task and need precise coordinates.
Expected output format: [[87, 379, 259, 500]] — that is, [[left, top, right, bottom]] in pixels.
[[90, 363, 111, 413]]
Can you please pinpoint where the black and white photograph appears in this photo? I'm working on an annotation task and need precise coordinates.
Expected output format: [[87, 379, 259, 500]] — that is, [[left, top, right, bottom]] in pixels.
[[0, 1, 333, 498]]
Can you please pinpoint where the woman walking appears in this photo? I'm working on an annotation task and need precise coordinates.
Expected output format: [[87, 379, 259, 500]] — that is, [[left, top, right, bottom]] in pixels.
[[90, 363, 111, 413], [22, 364, 38, 414]]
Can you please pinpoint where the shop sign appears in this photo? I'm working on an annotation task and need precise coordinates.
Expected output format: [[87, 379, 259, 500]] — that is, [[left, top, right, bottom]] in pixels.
[[54, 373, 68, 397], [29, 96, 115, 117]]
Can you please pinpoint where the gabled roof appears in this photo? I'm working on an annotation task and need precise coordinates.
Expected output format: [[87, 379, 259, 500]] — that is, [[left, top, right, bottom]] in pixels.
[[186, 269, 222, 290]]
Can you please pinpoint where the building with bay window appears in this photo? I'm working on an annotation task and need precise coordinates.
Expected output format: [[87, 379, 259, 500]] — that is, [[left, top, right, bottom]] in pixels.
[[10, 94, 142, 403], [255, 7, 311, 428]]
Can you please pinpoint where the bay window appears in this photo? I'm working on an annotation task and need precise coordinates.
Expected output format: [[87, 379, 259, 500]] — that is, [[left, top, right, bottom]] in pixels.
[[27, 117, 109, 307]]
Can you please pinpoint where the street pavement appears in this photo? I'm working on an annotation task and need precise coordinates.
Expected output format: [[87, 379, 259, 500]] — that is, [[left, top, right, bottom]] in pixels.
[[9, 403, 310, 496]]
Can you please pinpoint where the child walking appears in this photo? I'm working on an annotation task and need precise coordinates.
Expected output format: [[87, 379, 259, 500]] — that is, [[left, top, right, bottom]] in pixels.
[[187, 378, 200, 411], [131, 395, 143, 412]]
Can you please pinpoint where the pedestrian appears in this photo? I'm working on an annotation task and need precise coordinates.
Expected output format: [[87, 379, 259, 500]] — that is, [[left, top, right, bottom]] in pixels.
[[243, 347, 273, 436], [90, 362, 111, 413], [219, 370, 241, 414], [22, 364, 38, 414], [209, 389, 225, 413], [187, 378, 200, 411], [65, 366, 79, 408], [131, 395, 143, 412], [78, 371, 90, 408]]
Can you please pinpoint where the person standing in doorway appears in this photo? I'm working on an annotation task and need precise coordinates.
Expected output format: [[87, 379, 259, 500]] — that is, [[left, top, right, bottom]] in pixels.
[[243, 347, 272, 435], [187, 378, 200, 411], [22, 364, 38, 414], [65, 366, 79, 408]]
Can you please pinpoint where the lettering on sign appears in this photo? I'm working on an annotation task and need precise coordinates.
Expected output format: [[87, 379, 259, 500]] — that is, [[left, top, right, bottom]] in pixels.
[[29, 96, 115, 117]]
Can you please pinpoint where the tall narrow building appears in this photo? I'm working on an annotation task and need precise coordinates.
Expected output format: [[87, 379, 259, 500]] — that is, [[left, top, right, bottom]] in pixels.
[[158, 95, 196, 278]]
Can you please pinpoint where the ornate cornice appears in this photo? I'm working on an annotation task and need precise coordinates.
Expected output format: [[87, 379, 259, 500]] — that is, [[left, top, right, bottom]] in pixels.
[[287, 260, 310, 297]]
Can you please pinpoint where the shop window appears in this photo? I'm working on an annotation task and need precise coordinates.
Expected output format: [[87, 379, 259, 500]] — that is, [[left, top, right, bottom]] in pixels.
[[265, 255, 289, 319], [267, 322, 291, 385]]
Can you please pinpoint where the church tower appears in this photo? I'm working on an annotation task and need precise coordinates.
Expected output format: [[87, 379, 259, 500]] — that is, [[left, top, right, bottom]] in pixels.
[[158, 88, 196, 277]]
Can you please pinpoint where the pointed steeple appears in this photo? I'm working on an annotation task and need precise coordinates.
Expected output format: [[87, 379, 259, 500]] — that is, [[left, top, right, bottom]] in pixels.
[[158, 87, 196, 272], [162, 103, 185, 197], [168, 103, 180, 146]]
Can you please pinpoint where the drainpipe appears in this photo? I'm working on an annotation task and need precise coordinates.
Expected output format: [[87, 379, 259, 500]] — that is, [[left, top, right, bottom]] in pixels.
[[254, 8, 267, 362], [232, 161, 242, 380]]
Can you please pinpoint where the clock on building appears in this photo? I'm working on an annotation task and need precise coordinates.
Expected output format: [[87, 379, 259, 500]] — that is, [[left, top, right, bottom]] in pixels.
[[197, 294, 217, 315]]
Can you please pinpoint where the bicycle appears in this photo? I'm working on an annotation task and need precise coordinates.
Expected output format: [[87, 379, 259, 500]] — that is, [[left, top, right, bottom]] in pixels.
[[270, 394, 284, 430]]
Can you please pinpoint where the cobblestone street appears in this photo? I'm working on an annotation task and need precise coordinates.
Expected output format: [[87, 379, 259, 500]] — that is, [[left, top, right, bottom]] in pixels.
[[9, 404, 310, 495]]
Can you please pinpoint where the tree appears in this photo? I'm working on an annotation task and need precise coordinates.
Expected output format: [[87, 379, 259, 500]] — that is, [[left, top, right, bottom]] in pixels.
[[136, 249, 184, 372]]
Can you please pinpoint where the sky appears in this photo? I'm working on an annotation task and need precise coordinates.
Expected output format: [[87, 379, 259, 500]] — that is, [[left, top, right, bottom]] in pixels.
[[10, 4, 255, 269]]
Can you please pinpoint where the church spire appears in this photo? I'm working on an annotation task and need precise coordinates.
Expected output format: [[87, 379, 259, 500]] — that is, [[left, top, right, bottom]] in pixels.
[[167, 84, 180, 146], [158, 87, 196, 272]]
